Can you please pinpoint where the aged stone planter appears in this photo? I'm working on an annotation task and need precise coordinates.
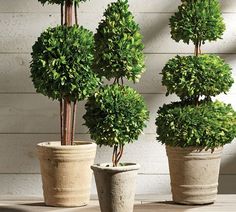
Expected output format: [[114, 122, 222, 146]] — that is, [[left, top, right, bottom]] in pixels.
[[166, 146, 223, 205], [37, 141, 97, 207], [91, 163, 140, 212]]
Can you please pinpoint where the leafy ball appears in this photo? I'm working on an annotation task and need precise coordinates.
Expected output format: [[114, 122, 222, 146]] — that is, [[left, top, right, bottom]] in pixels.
[[83, 84, 149, 147], [94, 0, 145, 82], [38, 0, 88, 5], [162, 55, 233, 99], [156, 101, 236, 148], [31, 25, 100, 101], [170, 0, 225, 45]]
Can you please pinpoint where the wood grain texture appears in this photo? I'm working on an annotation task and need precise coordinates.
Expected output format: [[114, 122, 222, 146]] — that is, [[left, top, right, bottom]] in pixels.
[[0, 53, 235, 94], [0, 0, 236, 196], [0, 0, 235, 13], [0, 173, 235, 196], [0, 93, 234, 134], [0, 133, 235, 175], [1, 13, 236, 54]]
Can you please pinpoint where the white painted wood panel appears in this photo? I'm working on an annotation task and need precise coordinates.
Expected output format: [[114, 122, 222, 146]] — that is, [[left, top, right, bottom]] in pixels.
[[0, 0, 235, 13], [1, 13, 236, 54], [0, 133, 235, 175], [0, 93, 234, 134], [0, 0, 236, 196], [0, 173, 234, 196], [0, 53, 235, 94]]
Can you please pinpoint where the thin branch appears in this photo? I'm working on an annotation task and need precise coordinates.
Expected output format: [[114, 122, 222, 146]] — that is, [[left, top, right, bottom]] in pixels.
[[112, 145, 118, 167], [121, 77, 124, 86], [116, 144, 124, 165], [71, 100, 78, 143], [61, 3, 64, 25], [60, 99, 64, 142], [74, 2, 78, 26]]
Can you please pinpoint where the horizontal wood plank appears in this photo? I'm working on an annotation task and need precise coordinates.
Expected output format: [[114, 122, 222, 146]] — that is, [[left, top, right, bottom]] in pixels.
[[0, 133, 235, 174], [0, 93, 235, 134], [0, 0, 235, 13], [0, 173, 234, 196], [1, 13, 236, 54], [0, 53, 235, 94]]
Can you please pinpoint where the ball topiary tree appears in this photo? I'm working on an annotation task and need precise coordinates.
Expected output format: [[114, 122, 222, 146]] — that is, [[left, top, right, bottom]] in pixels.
[[31, 0, 100, 145], [156, 0, 236, 148], [83, 0, 149, 167]]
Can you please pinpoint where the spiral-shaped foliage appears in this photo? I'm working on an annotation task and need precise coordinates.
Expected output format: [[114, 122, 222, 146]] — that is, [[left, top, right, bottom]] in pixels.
[[156, 100, 236, 148], [94, 0, 145, 82], [38, 0, 88, 5], [170, 0, 225, 45], [162, 54, 234, 99], [83, 84, 149, 147], [31, 25, 100, 101]]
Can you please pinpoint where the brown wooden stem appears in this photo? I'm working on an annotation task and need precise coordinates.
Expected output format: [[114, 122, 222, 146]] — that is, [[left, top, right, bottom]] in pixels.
[[112, 145, 118, 167], [61, 3, 64, 25], [75, 2, 78, 26], [71, 101, 77, 143], [63, 97, 72, 145], [60, 99, 64, 142], [65, 0, 73, 26], [112, 144, 124, 167]]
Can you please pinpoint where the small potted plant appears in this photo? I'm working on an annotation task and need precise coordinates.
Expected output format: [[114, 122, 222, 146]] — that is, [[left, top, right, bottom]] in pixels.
[[83, 0, 149, 211], [30, 0, 100, 207], [156, 0, 236, 205]]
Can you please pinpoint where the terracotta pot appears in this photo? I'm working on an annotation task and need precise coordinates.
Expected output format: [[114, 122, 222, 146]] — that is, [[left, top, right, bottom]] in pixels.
[[37, 141, 97, 207], [91, 163, 140, 212], [166, 146, 223, 205]]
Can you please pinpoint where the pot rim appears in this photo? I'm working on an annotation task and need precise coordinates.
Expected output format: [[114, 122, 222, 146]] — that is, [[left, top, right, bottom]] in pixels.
[[37, 141, 97, 150], [91, 163, 140, 172], [166, 145, 223, 152]]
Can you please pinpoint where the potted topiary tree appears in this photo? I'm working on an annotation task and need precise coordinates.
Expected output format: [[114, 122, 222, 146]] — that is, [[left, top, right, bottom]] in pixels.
[[31, 0, 100, 207], [156, 0, 236, 205], [83, 0, 149, 211]]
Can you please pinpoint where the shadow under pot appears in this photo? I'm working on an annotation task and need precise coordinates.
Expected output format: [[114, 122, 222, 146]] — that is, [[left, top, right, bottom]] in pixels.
[[37, 141, 97, 207], [166, 145, 223, 205], [91, 163, 140, 212]]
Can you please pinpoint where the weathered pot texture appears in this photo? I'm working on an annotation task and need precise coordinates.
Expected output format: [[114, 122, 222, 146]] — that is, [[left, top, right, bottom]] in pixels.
[[166, 146, 223, 205], [37, 141, 97, 207], [91, 163, 140, 212]]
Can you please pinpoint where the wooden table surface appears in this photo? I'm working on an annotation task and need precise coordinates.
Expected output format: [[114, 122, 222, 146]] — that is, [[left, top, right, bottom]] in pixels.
[[0, 195, 235, 212]]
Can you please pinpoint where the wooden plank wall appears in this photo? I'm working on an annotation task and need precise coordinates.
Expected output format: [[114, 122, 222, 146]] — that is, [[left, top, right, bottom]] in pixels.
[[0, 0, 235, 195]]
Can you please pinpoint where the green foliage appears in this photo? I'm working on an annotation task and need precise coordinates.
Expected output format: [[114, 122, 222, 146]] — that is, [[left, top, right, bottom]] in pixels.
[[94, 0, 145, 82], [162, 54, 234, 99], [31, 25, 100, 101], [83, 84, 149, 147], [170, 0, 225, 45], [38, 0, 88, 5], [156, 101, 236, 148]]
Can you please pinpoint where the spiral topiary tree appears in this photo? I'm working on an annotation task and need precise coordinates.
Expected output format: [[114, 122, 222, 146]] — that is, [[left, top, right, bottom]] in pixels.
[[156, 0, 236, 148], [83, 0, 149, 167], [31, 0, 100, 145]]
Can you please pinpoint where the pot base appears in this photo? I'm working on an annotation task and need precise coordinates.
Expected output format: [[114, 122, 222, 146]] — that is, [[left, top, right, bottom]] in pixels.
[[37, 141, 97, 207], [92, 163, 140, 212], [166, 146, 223, 205]]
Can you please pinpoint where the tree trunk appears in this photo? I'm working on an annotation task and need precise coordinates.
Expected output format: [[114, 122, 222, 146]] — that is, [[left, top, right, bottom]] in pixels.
[[61, 0, 73, 145], [63, 97, 72, 145]]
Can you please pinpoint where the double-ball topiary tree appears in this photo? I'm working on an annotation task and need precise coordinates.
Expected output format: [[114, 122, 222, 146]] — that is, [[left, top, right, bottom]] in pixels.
[[83, 0, 149, 167], [31, 0, 100, 145], [156, 0, 236, 148]]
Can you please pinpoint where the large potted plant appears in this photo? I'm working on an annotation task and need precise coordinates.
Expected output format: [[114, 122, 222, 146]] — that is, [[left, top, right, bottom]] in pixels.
[[83, 0, 149, 211], [156, 0, 236, 205], [30, 0, 100, 207]]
